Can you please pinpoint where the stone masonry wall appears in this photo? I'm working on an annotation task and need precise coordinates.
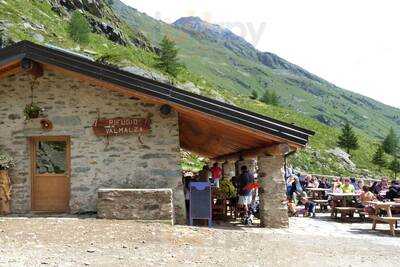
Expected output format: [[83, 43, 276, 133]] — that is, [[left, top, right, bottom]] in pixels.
[[258, 155, 289, 228], [0, 71, 185, 222], [97, 188, 173, 224]]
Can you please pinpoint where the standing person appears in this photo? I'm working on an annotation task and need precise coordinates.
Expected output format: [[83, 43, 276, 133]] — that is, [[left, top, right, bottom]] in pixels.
[[210, 162, 222, 187], [238, 165, 254, 223]]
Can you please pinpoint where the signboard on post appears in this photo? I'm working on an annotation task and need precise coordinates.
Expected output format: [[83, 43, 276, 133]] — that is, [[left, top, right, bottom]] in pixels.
[[189, 182, 212, 227], [92, 117, 151, 137]]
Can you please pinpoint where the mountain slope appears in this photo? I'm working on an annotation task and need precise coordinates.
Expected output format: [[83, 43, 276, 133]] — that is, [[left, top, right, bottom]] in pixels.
[[112, 0, 400, 140], [0, 0, 397, 177]]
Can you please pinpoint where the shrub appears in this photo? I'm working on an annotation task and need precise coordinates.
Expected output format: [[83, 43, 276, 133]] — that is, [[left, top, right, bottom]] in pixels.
[[68, 11, 91, 44], [250, 90, 258, 100], [0, 150, 15, 170], [260, 90, 279, 106]]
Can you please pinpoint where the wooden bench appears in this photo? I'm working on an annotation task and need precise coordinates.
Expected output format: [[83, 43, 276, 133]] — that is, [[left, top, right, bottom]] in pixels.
[[334, 207, 357, 222], [313, 200, 329, 212], [371, 215, 400, 236]]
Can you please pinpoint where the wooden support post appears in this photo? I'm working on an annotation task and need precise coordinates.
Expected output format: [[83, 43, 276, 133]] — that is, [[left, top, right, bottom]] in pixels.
[[237, 158, 257, 174]]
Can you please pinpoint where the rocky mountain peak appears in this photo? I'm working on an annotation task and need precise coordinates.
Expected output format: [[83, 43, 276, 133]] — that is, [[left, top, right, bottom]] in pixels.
[[173, 16, 251, 47]]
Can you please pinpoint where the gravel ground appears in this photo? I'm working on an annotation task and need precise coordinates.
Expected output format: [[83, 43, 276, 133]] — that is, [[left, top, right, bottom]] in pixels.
[[0, 214, 399, 267]]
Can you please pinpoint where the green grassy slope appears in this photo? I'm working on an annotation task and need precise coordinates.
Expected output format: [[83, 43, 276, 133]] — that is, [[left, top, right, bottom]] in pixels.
[[112, 0, 400, 141], [0, 0, 395, 176]]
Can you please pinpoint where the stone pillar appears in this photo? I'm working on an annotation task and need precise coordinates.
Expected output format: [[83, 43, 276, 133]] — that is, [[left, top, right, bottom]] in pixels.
[[237, 158, 257, 175], [257, 154, 289, 228], [222, 160, 236, 179]]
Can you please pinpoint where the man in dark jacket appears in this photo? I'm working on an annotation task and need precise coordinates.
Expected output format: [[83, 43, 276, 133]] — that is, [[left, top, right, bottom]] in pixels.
[[386, 180, 400, 201], [238, 165, 254, 218]]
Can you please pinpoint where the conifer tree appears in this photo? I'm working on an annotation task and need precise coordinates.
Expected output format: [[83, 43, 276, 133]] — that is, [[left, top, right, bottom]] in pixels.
[[155, 36, 181, 78], [337, 122, 359, 155], [382, 127, 399, 156], [68, 11, 91, 44], [261, 90, 279, 106], [389, 157, 400, 178], [372, 145, 386, 171]]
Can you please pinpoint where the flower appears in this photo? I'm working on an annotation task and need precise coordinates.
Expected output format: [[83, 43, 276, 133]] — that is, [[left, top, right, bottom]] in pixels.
[[0, 151, 15, 170]]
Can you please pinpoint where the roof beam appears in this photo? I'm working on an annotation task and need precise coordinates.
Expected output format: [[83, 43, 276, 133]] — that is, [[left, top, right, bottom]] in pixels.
[[213, 143, 292, 162], [0, 61, 21, 79]]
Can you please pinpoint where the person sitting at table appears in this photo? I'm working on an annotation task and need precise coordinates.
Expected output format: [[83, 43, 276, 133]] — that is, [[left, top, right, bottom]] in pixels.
[[358, 185, 377, 214], [356, 180, 364, 194], [287, 175, 303, 198], [359, 185, 376, 205], [340, 178, 355, 193], [376, 177, 389, 193], [307, 176, 319, 188], [374, 177, 389, 200], [370, 181, 379, 194], [386, 180, 400, 201], [332, 178, 343, 193], [299, 174, 309, 190], [350, 177, 359, 191], [318, 177, 330, 189]]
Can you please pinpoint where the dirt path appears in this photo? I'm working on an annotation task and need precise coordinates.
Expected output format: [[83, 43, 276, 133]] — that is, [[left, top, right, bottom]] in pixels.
[[0, 216, 399, 266]]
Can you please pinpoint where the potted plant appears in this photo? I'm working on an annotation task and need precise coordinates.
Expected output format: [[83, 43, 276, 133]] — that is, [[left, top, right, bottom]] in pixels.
[[0, 150, 14, 215], [23, 102, 43, 120]]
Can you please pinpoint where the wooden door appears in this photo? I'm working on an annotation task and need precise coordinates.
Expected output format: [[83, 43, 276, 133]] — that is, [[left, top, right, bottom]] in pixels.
[[30, 136, 70, 213]]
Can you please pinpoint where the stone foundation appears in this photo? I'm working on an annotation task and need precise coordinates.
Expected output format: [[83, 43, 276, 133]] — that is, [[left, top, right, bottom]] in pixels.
[[97, 188, 173, 224]]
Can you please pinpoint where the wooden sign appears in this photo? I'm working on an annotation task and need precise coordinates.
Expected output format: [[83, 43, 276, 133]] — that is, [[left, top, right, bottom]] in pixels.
[[92, 117, 151, 137]]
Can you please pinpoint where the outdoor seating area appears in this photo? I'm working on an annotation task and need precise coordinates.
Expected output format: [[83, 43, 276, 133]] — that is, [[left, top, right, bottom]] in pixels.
[[181, 161, 400, 237], [286, 173, 400, 236]]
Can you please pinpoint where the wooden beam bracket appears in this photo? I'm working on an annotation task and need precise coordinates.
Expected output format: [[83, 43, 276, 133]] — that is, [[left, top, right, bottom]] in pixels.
[[21, 58, 43, 78]]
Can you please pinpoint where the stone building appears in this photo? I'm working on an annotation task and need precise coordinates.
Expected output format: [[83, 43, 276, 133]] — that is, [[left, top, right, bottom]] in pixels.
[[0, 41, 314, 227]]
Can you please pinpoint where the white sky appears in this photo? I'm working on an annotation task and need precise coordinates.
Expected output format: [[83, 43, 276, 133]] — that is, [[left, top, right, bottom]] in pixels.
[[121, 0, 400, 108]]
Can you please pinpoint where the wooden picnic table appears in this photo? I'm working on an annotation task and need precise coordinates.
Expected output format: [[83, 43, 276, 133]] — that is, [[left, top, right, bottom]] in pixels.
[[328, 193, 360, 220], [328, 192, 360, 207], [306, 188, 330, 200], [366, 201, 400, 236], [366, 201, 400, 217]]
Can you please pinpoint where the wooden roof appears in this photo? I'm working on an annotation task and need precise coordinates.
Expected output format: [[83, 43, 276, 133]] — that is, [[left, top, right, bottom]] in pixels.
[[0, 41, 314, 158]]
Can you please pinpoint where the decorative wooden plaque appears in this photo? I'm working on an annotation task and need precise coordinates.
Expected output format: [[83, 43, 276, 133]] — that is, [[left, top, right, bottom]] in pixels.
[[92, 117, 151, 137]]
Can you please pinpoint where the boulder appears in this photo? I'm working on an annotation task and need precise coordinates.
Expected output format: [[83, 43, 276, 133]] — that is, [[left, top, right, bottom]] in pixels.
[[178, 82, 201, 95], [0, 20, 14, 48], [32, 33, 45, 43], [82, 0, 103, 18], [121, 66, 170, 84], [327, 148, 356, 171], [87, 17, 127, 46]]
